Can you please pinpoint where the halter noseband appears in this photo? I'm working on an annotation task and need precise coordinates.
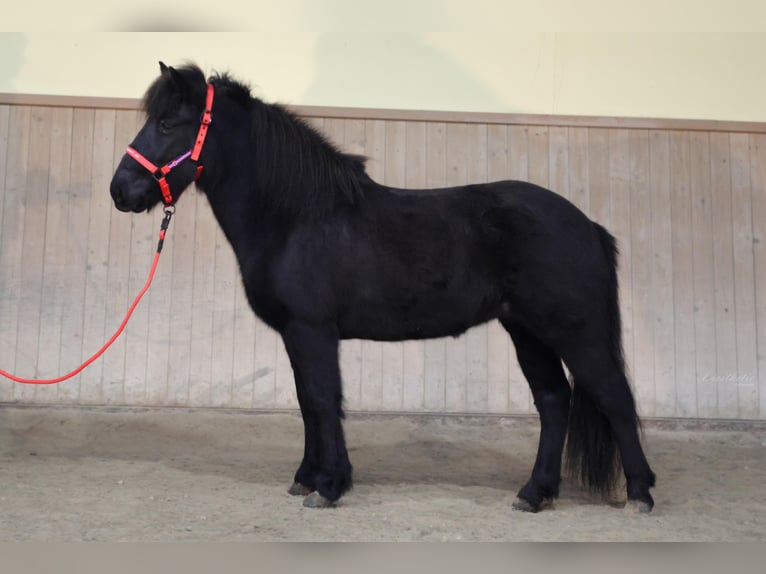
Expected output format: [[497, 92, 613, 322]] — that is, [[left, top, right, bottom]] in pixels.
[[126, 83, 215, 206]]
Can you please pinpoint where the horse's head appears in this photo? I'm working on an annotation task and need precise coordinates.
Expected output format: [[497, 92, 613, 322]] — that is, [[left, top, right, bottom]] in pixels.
[[110, 62, 211, 213]]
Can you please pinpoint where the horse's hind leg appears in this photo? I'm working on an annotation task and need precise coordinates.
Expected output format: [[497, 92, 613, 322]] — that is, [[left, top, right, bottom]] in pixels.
[[561, 343, 656, 512], [281, 320, 353, 508], [502, 319, 572, 513]]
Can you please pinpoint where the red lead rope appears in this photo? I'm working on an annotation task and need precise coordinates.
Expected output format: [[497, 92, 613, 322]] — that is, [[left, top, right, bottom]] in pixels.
[[0, 208, 174, 385]]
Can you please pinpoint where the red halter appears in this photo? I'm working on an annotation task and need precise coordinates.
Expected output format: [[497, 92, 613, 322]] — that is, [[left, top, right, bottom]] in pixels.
[[126, 83, 214, 205]]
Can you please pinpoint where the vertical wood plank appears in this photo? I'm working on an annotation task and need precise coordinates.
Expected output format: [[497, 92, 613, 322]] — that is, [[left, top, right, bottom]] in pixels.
[[0, 104, 9, 239], [486, 123, 509, 413], [629, 130, 655, 416], [750, 133, 766, 419], [231, 281, 258, 409], [506, 128, 528, 188], [79, 109, 116, 404], [588, 128, 611, 226], [730, 134, 758, 418], [123, 207, 154, 404], [445, 122, 468, 412], [465, 123, 489, 413], [121, 111, 151, 406], [0, 105, 16, 401], [609, 129, 636, 403], [0, 107, 10, 330], [344, 119, 366, 154], [188, 193, 217, 407], [690, 132, 717, 417], [0, 106, 31, 402], [568, 127, 590, 214], [144, 206, 173, 405], [548, 126, 568, 199], [649, 130, 676, 418], [57, 109, 95, 404], [101, 110, 138, 404], [670, 132, 696, 417], [424, 121, 447, 411], [506, 125, 531, 413], [528, 127, 550, 189], [709, 132, 738, 418], [14, 107, 52, 403], [401, 121, 427, 412], [365, 120, 386, 180], [35, 107, 74, 403], [253, 317, 278, 409], [210, 225, 237, 407], [165, 193, 197, 405], [382, 120, 407, 411]]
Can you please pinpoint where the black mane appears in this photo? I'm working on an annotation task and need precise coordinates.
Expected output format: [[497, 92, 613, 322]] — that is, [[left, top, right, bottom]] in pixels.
[[144, 64, 370, 220], [250, 102, 371, 219]]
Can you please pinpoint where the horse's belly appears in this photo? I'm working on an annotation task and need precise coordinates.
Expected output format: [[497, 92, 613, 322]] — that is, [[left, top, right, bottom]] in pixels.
[[338, 289, 501, 342]]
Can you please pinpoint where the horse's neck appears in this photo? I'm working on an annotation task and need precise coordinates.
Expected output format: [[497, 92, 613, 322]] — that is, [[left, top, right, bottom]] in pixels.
[[201, 170, 258, 257], [200, 102, 358, 247]]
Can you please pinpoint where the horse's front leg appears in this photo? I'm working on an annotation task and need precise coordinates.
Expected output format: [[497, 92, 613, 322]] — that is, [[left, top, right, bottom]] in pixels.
[[281, 320, 353, 508], [286, 369, 320, 497]]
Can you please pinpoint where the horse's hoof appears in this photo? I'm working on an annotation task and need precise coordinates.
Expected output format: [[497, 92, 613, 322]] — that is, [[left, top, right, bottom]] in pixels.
[[303, 491, 336, 509], [625, 499, 653, 514], [288, 482, 312, 496], [512, 497, 540, 513], [512, 497, 553, 513]]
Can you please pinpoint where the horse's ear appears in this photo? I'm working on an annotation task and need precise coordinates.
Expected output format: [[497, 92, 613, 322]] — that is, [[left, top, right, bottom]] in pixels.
[[169, 68, 189, 98], [159, 63, 190, 99]]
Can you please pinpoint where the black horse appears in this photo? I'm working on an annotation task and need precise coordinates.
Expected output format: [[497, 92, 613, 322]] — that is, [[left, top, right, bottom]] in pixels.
[[110, 63, 656, 512]]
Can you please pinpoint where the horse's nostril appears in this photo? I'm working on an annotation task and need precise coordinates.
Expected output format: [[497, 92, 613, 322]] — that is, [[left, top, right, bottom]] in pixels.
[[110, 182, 132, 212]]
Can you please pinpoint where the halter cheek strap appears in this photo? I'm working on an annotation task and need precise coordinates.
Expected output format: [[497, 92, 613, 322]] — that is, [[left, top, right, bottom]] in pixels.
[[126, 83, 214, 206], [192, 85, 214, 161]]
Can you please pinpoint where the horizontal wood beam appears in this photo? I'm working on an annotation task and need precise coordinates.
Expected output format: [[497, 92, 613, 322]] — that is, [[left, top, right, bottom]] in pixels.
[[1, 92, 765, 134]]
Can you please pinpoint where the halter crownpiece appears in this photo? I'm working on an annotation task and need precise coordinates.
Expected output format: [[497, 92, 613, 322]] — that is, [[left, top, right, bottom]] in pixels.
[[126, 82, 215, 205]]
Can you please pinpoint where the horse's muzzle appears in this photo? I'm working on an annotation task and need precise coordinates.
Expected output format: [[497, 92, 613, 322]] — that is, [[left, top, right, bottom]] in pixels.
[[110, 178, 147, 213]]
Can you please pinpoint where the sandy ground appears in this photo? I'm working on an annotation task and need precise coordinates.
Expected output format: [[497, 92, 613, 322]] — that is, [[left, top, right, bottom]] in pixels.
[[0, 405, 764, 541]]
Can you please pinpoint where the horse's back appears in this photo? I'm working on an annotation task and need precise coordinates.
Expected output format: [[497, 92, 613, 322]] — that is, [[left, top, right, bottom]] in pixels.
[[327, 179, 610, 341]]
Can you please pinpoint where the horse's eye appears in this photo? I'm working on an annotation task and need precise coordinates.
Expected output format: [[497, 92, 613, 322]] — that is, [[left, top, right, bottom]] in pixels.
[[159, 120, 172, 134]]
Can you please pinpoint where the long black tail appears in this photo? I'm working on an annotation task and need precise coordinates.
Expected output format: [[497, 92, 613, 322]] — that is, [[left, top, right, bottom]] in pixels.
[[564, 223, 638, 497]]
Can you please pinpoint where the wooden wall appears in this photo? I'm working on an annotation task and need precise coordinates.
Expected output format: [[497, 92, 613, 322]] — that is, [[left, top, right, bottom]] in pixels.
[[1, 98, 765, 420]]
